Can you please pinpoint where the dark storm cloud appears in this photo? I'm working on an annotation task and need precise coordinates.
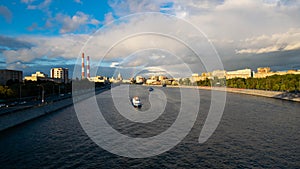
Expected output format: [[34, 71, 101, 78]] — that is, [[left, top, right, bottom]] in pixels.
[[0, 35, 33, 50], [223, 49, 300, 71]]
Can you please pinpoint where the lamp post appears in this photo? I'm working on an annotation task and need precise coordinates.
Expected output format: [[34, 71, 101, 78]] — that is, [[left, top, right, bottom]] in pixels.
[[19, 83, 23, 101], [58, 84, 61, 97], [37, 84, 45, 103]]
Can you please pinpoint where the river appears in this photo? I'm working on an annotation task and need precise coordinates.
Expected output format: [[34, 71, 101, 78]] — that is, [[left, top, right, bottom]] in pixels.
[[0, 86, 299, 168]]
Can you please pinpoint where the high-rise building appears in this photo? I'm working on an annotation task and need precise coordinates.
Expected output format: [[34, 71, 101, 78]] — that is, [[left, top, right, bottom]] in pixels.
[[117, 72, 123, 81], [50, 68, 69, 83], [0, 69, 23, 85]]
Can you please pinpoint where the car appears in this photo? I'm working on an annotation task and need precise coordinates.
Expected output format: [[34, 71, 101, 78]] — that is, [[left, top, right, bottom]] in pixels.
[[6, 101, 18, 107], [0, 103, 6, 108], [19, 101, 27, 105], [149, 87, 154, 92], [132, 96, 142, 107]]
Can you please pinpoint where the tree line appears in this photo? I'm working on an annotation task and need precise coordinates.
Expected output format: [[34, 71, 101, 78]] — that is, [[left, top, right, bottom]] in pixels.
[[225, 74, 300, 92], [0, 80, 72, 100], [0, 79, 108, 100], [179, 74, 300, 92]]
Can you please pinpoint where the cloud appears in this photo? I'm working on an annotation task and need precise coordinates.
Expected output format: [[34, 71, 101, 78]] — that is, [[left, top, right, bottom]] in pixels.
[[2, 34, 89, 69], [0, 5, 12, 23], [236, 28, 300, 54], [3, 0, 300, 75], [21, 0, 36, 4], [23, 0, 52, 11], [103, 12, 114, 25], [0, 35, 33, 50], [53, 11, 100, 34], [108, 0, 162, 16], [74, 0, 82, 4], [110, 62, 119, 68], [7, 61, 28, 70]]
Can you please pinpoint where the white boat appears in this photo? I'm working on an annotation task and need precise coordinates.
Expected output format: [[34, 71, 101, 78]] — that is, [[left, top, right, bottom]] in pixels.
[[132, 96, 142, 107]]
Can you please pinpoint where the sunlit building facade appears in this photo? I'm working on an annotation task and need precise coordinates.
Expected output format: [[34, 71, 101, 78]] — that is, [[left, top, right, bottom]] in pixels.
[[226, 69, 252, 79], [50, 68, 69, 83]]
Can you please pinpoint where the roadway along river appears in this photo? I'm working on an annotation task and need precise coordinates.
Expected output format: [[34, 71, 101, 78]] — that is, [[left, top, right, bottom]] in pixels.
[[0, 85, 299, 168]]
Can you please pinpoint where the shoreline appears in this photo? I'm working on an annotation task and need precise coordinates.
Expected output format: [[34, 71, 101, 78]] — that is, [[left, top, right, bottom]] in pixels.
[[166, 85, 300, 102], [0, 88, 108, 132]]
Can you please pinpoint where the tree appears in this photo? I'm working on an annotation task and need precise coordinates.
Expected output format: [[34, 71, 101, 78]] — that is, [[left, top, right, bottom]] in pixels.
[[272, 84, 280, 91], [280, 84, 286, 91]]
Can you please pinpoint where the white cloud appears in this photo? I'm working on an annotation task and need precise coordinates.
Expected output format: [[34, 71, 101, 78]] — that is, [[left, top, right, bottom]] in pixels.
[[24, 0, 52, 11], [3, 34, 89, 68], [74, 0, 82, 4], [110, 62, 119, 67], [21, 0, 36, 4], [0, 5, 12, 23], [54, 11, 100, 33], [236, 28, 300, 54], [108, 0, 162, 16], [103, 12, 114, 25], [4, 0, 300, 73]]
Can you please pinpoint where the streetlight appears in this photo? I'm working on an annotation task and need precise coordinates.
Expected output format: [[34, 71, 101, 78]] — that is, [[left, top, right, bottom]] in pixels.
[[19, 83, 25, 101], [37, 84, 45, 103], [55, 84, 61, 97]]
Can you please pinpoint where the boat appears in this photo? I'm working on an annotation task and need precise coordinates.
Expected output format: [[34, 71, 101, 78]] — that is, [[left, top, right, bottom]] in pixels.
[[132, 96, 142, 107]]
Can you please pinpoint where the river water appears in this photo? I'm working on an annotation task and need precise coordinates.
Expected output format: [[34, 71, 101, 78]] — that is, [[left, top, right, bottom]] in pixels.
[[0, 86, 299, 168]]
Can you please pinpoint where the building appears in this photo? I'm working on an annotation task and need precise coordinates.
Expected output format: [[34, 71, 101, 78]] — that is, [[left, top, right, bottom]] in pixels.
[[212, 70, 226, 79], [136, 76, 145, 84], [159, 75, 168, 81], [257, 67, 271, 73], [226, 68, 252, 79], [254, 67, 300, 78], [50, 68, 69, 83], [254, 67, 271, 78], [190, 73, 203, 82], [24, 72, 48, 81], [0, 69, 23, 85], [117, 72, 123, 81], [201, 72, 213, 80], [150, 76, 159, 81], [110, 72, 123, 83], [88, 76, 109, 83]]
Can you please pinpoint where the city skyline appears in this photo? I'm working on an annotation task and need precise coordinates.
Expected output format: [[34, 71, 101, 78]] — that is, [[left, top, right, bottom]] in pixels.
[[1, 0, 300, 78]]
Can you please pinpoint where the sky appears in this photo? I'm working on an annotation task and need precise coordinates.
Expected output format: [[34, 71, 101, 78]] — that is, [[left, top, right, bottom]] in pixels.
[[0, 0, 300, 79]]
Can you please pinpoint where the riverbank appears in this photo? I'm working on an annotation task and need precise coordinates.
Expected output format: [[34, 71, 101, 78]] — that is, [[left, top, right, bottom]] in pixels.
[[0, 87, 108, 132], [167, 85, 300, 102]]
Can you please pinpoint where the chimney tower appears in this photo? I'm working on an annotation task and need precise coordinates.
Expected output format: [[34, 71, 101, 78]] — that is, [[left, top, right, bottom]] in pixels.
[[87, 56, 90, 78], [81, 53, 85, 79]]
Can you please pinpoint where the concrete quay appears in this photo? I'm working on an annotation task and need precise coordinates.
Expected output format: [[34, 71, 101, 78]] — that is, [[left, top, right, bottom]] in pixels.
[[166, 85, 300, 102], [198, 86, 300, 102], [0, 88, 107, 132]]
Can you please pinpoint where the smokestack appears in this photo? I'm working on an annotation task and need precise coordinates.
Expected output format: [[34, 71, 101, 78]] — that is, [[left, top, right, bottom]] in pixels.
[[87, 56, 90, 78], [82, 52, 85, 79]]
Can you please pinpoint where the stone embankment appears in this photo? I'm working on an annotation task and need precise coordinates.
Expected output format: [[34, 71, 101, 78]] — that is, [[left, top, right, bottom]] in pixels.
[[0, 88, 106, 132], [166, 85, 300, 102], [198, 86, 300, 102]]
